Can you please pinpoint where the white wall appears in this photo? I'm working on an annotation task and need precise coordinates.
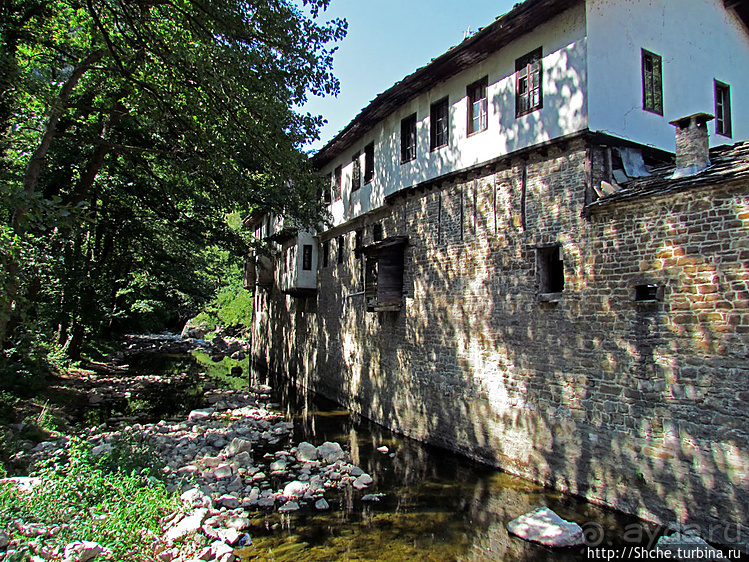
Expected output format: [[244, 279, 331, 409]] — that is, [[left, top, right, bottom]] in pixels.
[[322, 2, 588, 228], [586, 0, 749, 152]]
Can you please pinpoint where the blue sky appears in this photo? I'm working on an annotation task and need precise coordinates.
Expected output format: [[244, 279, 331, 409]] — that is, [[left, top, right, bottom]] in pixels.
[[301, 0, 519, 152]]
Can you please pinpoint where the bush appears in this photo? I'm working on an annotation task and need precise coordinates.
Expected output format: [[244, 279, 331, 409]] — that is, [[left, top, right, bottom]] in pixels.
[[0, 438, 178, 561]]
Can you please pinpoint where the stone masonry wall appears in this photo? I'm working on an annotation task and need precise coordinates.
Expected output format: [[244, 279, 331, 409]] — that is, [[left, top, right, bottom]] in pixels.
[[251, 137, 749, 543]]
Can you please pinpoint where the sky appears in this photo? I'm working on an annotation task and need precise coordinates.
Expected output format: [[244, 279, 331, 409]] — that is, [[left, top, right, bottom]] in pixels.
[[300, 0, 519, 152]]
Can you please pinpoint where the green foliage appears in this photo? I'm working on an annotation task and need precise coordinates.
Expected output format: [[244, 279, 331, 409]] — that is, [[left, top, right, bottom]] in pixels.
[[0, 0, 346, 358], [193, 252, 253, 336], [0, 438, 178, 561]]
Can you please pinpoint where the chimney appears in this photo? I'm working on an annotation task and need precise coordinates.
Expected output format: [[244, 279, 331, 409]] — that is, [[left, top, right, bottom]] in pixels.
[[668, 112, 714, 178]]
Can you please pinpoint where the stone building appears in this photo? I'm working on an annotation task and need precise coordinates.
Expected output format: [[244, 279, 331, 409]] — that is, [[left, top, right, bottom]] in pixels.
[[247, 0, 749, 544]]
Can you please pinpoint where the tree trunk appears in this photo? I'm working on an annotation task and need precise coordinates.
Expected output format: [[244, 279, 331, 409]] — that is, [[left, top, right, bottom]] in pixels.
[[0, 49, 104, 350]]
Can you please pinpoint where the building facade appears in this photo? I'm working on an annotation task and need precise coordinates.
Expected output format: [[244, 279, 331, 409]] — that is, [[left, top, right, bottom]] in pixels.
[[248, 0, 749, 543]]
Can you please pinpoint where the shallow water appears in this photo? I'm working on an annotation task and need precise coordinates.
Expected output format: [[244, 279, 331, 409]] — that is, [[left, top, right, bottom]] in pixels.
[[94, 349, 668, 561]]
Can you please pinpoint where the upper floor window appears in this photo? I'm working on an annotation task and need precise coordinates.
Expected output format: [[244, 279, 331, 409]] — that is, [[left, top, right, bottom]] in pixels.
[[641, 49, 663, 115], [516, 48, 542, 117], [430, 97, 449, 151], [320, 173, 332, 205], [401, 113, 417, 163], [334, 165, 342, 200], [467, 76, 488, 135], [302, 244, 313, 271], [715, 80, 732, 138], [364, 142, 375, 184], [351, 152, 361, 191]]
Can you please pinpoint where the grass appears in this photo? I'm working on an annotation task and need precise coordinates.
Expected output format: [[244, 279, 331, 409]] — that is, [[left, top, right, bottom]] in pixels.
[[0, 437, 179, 561]]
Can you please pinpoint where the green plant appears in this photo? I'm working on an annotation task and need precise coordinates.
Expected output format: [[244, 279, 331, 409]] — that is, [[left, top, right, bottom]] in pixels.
[[0, 438, 178, 561]]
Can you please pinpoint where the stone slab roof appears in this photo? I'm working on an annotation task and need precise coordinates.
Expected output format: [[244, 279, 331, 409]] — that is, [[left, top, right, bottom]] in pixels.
[[587, 140, 749, 209]]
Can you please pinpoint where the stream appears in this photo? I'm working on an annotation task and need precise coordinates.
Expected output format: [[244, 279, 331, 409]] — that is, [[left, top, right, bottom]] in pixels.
[[84, 345, 664, 561]]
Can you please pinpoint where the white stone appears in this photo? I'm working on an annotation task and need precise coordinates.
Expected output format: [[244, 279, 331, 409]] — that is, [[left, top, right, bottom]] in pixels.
[[188, 409, 214, 421], [213, 465, 233, 479], [283, 481, 310, 499], [296, 442, 318, 462], [165, 508, 209, 542], [63, 541, 109, 562], [216, 527, 240, 546], [506, 507, 584, 547], [1, 476, 42, 492], [224, 517, 250, 530], [315, 498, 330, 510], [317, 441, 345, 463], [655, 533, 723, 560], [224, 438, 252, 457], [376, 446, 389, 454], [269, 459, 287, 472]]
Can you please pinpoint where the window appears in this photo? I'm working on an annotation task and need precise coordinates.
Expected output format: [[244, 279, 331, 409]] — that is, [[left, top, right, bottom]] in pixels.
[[430, 97, 449, 151], [537, 244, 564, 296], [364, 142, 375, 184], [319, 173, 332, 205], [362, 237, 408, 312], [322, 240, 330, 268], [373, 223, 383, 242], [401, 113, 417, 163], [355, 228, 364, 288], [334, 165, 342, 200], [337, 235, 344, 264], [715, 81, 732, 137], [467, 76, 488, 135], [302, 244, 313, 271], [516, 48, 542, 117], [351, 152, 361, 191], [642, 49, 663, 115], [634, 284, 660, 302]]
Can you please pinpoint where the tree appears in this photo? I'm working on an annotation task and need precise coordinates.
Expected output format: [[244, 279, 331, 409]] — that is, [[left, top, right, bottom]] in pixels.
[[0, 0, 345, 356]]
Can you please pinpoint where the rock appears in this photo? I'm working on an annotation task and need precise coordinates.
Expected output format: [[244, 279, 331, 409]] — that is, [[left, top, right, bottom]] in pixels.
[[224, 438, 252, 457], [212, 336, 229, 350], [376, 446, 389, 454], [296, 442, 318, 462], [269, 459, 287, 472], [165, 508, 209, 542], [180, 488, 211, 508], [215, 494, 241, 509], [283, 481, 309, 499], [655, 533, 723, 560], [213, 465, 233, 479], [188, 409, 214, 421], [0, 531, 9, 548], [224, 517, 250, 530], [1, 476, 42, 492], [278, 501, 300, 513], [216, 527, 241, 546], [91, 444, 112, 457], [181, 319, 206, 339], [506, 507, 584, 547], [225, 476, 243, 492], [317, 442, 345, 463], [210, 540, 233, 560], [352, 474, 373, 489], [362, 493, 385, 502], [230, 366, 243, 377], [315, 498, 330, 511], [63, 541, 109, 562], [230, 351, 246, 361]]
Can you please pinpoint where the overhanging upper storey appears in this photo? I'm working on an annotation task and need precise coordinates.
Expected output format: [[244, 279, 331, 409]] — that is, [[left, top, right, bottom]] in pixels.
[[312, 0, 579, 171]]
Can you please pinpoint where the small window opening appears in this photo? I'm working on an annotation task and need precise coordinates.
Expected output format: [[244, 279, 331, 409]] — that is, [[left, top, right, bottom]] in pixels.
[[538, 245, 564, 295], [334, 166, 342, 200], [715, 81, 732, 138], [322, 240, 330, 268], [401, 113, 417, 163], [337, 235, 344, 264], [373, 223, 383, 242], [635, 284, 659, 302], [467, 76, 488, 135], [364, 142, 374, 184], [351, 152, 361, 191], [302, 244, 313, 271], [642, 49, 663, 115]]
